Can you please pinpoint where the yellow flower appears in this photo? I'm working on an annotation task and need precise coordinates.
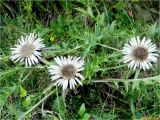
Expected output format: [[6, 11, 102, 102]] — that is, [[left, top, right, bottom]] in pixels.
[[50, 36, 55, 42]]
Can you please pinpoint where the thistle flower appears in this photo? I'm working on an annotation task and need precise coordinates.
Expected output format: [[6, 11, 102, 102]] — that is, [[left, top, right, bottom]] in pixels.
[[122, 36, 159, 70], [48, 56, 84, 90], [10, 33, 45, 67]]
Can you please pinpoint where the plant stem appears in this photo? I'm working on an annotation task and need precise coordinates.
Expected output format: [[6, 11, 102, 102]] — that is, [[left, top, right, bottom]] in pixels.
[[92, 75, 160, 83], [18, 90, 55, 120], [43, 83, 55, 94], [62, 89, 68, 100], [134, 69, 140, 79], [98, 43, 121, 52], [56, 86, 61, 118]]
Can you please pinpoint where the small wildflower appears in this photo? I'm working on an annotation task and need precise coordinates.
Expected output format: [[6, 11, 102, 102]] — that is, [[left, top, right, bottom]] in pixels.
[[50, 36, 55, 42]]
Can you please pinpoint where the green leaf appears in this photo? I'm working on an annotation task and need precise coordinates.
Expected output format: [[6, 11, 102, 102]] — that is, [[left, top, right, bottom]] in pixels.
[[78, 103, 86, 117], [22, 96, 31, 108], [82, 113, 90, 120], [53, 116, 59, 120], [87, 6, 94, 18], [92, 111, 117, 120], [96, 13, 105, 25], [74, 7, 87, 15], [20, 87, 27, 97], [75, 6, 95, 19], [132, 81, 140, 90], [18, 90, 55, 120], [7, 104, 25, 119], [113, 81, 119, 90], [0, 85, 16, 111], [124, 81, 129, 92], [130, 99, 136, 118]]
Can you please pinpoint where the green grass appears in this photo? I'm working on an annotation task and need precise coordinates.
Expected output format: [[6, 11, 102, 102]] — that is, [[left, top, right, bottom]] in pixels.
[[0, 0, 160, 120]]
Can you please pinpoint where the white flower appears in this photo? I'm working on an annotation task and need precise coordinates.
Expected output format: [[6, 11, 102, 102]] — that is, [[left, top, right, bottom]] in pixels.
[[48, 56, 84, 90], [10, 33, 45, 67], [122, 36, 159, 70]]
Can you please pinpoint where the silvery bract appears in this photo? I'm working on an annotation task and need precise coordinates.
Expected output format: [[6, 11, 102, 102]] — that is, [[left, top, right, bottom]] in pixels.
[[122, 36, 158, 70], [10, 33, 45, 67], [48, 56, 84, 90]]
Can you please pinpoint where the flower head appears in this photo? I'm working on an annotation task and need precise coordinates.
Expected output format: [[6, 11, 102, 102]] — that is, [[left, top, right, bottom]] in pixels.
[[48, 56, 84, 90], [122, 36, 159, 70], [10, 33, 45, 67]]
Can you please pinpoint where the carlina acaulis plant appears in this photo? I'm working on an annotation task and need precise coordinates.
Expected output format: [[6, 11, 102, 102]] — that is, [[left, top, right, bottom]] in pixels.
[[122, 36, 159, 70], [48, 56, 85, 90], [10, 33, 45, 67]]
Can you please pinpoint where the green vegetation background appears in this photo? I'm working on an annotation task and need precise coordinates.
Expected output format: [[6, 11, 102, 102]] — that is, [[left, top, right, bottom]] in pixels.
[[0, 0, 160, 120]]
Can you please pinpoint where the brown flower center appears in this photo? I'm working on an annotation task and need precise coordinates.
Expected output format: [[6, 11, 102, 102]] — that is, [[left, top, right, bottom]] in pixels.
[[61, 64, 76, 79], [20, 44, 35, 57], [132, 47, 148, 61]]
